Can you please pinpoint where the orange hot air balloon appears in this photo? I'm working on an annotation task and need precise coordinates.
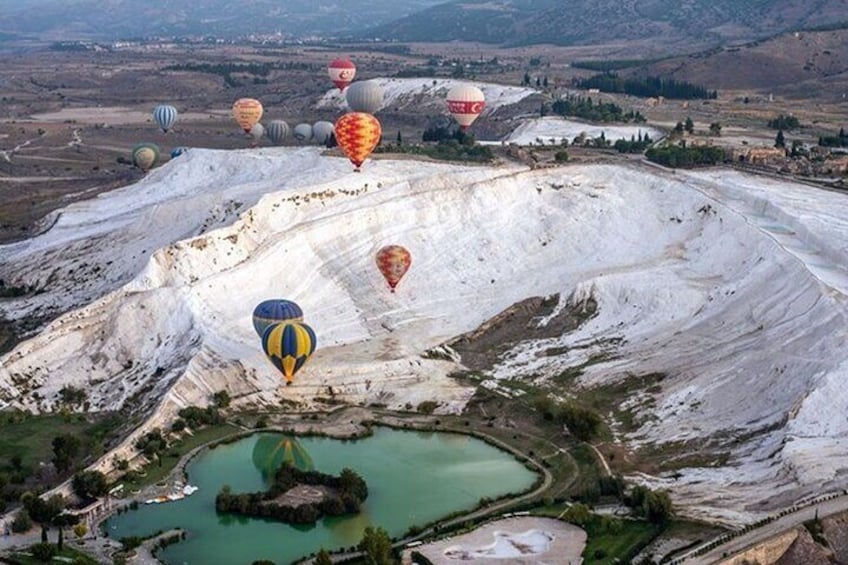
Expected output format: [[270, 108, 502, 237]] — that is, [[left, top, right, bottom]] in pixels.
[[328, 58, 356, 91], [376, 245, 412, 292], [232, 98, 263, 133], [334, 112, 381, 172]]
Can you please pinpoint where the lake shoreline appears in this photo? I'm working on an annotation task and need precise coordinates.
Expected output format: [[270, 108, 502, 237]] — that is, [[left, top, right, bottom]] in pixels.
[[99, 407, 548, 565]]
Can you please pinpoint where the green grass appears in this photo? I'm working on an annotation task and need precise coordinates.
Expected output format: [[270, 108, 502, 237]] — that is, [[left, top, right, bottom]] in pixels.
[[7, 544, 99, 565], [567, 444, 603, 498], [0, 412, 122, 471], [528, 508, 661, 565], [117, 424, 240, 491], [582, 516, 660, 565]]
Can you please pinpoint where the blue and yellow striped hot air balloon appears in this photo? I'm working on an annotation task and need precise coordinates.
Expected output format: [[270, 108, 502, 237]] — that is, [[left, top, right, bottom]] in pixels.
[[261, 321, 316, 385], [252, 299, 303, 338]]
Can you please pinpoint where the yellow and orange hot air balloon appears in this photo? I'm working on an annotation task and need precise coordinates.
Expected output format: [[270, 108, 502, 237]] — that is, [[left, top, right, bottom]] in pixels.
[[232, 98, 263, 133], [334, 112, 381, 172], [375, 245, 412, 292]]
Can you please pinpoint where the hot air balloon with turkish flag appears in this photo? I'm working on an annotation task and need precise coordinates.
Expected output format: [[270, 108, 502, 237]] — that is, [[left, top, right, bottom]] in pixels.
[[446, 84, 485, 131], [328, 58, 356, 91], [334, 112, 381, 172]]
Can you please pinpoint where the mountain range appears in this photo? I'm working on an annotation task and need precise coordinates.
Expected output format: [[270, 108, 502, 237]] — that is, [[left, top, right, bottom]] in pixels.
[[0, 0, 445, 40], [363, 0, 848, 47]]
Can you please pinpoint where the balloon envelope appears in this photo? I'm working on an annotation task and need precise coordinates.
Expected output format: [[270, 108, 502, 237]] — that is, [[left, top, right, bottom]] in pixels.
[[375, 245, 412, 291], [345, 80, 384, 114], [153, 105, 178, 133], [328, 58, 356, 91], [249, 123, 265, 140], [131, 143, 160, 171], [266, 120, 290, 145], [232, 98, 263, 133], [261, 321, 317, 384], [334, 112, 381, 171], [293, 123, 313, 142], [312, 121, 335, 144], [446, 84, 485, 131], [170, 146, 188, 159], [252, 299, 304, 338]]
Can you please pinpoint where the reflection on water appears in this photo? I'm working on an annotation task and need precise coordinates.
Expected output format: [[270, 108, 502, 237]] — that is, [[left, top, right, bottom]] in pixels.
[[251, 434, 314, 479]]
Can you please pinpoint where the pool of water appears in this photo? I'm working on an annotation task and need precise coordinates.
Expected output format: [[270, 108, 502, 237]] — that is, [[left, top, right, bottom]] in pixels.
[[105, 427, 538, 564]]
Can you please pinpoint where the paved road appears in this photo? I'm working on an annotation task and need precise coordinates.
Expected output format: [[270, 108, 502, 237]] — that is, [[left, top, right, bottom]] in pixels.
[[675, 494, 848, 564]]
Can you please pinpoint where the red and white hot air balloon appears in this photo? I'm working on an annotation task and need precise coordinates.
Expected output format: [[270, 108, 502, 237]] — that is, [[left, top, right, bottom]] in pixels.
[[446, 84, 485, 131], [328, 58, 356, 91]]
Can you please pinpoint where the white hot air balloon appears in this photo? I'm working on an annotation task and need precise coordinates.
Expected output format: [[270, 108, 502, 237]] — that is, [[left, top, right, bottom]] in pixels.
[[249, 123, 265, 140], [153, 105, 178, 133], [294, 123, 314, 143], [345, 80, 384, 114], [312, 121, 335, 144], [446, 84, 486, 131], [266, 120, 290, 145]]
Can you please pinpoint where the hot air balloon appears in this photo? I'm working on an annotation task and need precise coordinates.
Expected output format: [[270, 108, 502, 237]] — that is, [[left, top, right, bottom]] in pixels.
[[345, 80, 384, 114], [232, 98, 263, 133], [375, 245, 411, 292], [252, 435, 314, 479], [293, 123, 313, 143], [153, 105, 178, 133], [170, 146, 188, 159], [266, 120, 290, 145], [334, 112, 381, 172], [328, 58, 356, 91], [249, 123, 265, 141], [252, 299, 304, 338], [312, 121, 335, 145], [131, 143, 160, 171], [446, 84, 485, 131], [261, 321, 317, 385]]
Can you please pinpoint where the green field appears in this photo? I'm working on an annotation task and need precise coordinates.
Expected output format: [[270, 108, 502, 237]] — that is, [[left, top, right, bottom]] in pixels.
[[6, 544, 99, 565], [117, 424, 241, 491], [0, 412, 123, 471], [583, 517, 659, 565]]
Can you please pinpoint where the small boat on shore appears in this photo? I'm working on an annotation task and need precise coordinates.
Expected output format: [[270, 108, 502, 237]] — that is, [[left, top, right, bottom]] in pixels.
[[143, 484, 199, 504]]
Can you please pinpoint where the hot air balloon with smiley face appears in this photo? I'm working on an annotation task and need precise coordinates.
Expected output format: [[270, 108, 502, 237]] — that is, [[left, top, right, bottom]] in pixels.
[[375, 245, 412, 292]]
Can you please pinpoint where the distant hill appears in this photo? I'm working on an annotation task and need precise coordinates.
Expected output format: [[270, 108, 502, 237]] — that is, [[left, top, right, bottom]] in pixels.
[[626, 27, 848, 93], [0, 0, 446, 40], [364, 0, 848, 48]]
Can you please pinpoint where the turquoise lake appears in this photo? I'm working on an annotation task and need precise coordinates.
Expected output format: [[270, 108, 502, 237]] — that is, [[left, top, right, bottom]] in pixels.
[[105, 428, 538, 564]]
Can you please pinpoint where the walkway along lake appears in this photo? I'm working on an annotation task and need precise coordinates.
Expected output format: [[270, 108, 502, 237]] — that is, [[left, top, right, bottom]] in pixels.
[[105, 427, 539, 564]]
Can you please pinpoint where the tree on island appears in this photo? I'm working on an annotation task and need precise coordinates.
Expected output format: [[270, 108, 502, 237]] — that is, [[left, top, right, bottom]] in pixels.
[[315, 549, 333, 565]]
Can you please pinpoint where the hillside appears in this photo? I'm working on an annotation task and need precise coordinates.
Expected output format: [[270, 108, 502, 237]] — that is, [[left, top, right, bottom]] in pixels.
[[0, 0, 445, 40], [365, 0, 848, 48], [2, 149, 848, 522], [629, 27, 848, 96]]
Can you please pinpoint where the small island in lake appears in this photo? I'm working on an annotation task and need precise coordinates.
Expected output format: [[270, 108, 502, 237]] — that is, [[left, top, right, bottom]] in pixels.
[[215, 463, 368, 524]]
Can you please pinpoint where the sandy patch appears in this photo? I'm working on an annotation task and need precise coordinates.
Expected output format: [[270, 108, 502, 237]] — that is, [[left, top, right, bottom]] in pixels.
[[28, 106, 216, 125], [406, 517, 585, 564]]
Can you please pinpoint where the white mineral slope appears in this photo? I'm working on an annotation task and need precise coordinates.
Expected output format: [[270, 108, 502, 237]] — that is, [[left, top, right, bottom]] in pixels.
[[486, 166, 848, 524], [316, 77, 538, 114], [499, 116, 665, 145], [2, 150, 848, 523]]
